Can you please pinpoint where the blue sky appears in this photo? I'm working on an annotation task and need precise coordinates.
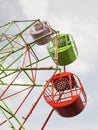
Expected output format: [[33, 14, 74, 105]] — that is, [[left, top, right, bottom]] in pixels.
[[0, 0, 98, 130]]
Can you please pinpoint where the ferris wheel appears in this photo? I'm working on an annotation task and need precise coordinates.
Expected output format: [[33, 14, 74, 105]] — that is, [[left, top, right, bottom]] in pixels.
[[0, 19, 87, 130]]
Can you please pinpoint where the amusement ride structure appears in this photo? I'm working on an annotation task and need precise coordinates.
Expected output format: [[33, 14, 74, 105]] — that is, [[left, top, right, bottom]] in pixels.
[[0, 19, 87, 130]]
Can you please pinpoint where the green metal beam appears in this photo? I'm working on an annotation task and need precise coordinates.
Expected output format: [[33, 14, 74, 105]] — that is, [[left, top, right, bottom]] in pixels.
[[0, 67, 61, 71], [0, 100, 26, 130]]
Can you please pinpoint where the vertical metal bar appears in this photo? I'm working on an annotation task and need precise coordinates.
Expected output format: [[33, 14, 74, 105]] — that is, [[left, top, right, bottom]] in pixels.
[[0, 100, 26, 130], [18, 80, 50, 130], [41, 108, 54, 130], [0, 107, 17, 130]]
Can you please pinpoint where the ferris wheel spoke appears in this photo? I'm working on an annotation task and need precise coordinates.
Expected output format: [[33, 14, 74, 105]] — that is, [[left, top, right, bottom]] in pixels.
[[41, 108, 54, 130]]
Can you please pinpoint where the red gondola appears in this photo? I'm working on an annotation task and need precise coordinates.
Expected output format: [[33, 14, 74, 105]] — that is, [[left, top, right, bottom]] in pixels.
[[43, 72, 87, 117]]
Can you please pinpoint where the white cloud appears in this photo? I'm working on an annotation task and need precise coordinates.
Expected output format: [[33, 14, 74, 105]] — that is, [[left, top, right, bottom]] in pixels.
[[70, 59, 90, 75], [87, 95, 94, 107], [0, 1, 98, 130], [19, 0, 49, 19]]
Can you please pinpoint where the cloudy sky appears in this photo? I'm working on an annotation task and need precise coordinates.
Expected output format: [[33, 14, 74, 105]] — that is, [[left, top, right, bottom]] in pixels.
[[0, 0, 98, 130]]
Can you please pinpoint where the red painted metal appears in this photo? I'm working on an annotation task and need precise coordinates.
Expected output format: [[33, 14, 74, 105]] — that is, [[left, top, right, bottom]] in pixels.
[[43, 72, 87, 117], [18, 80, 51, 130], [41, 108, 54, 130]]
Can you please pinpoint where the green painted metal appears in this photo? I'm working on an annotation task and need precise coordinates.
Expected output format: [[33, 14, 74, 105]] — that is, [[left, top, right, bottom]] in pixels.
[[0, 107, 17, 130], [0, 19, 85, 130], [47, 34, 78, 66], [0, 19, 62, 129], [0, 100, 26, 130]]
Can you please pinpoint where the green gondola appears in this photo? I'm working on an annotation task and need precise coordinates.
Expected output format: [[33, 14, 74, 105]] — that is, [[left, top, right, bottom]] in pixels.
[[47, 34, 78, 66]]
